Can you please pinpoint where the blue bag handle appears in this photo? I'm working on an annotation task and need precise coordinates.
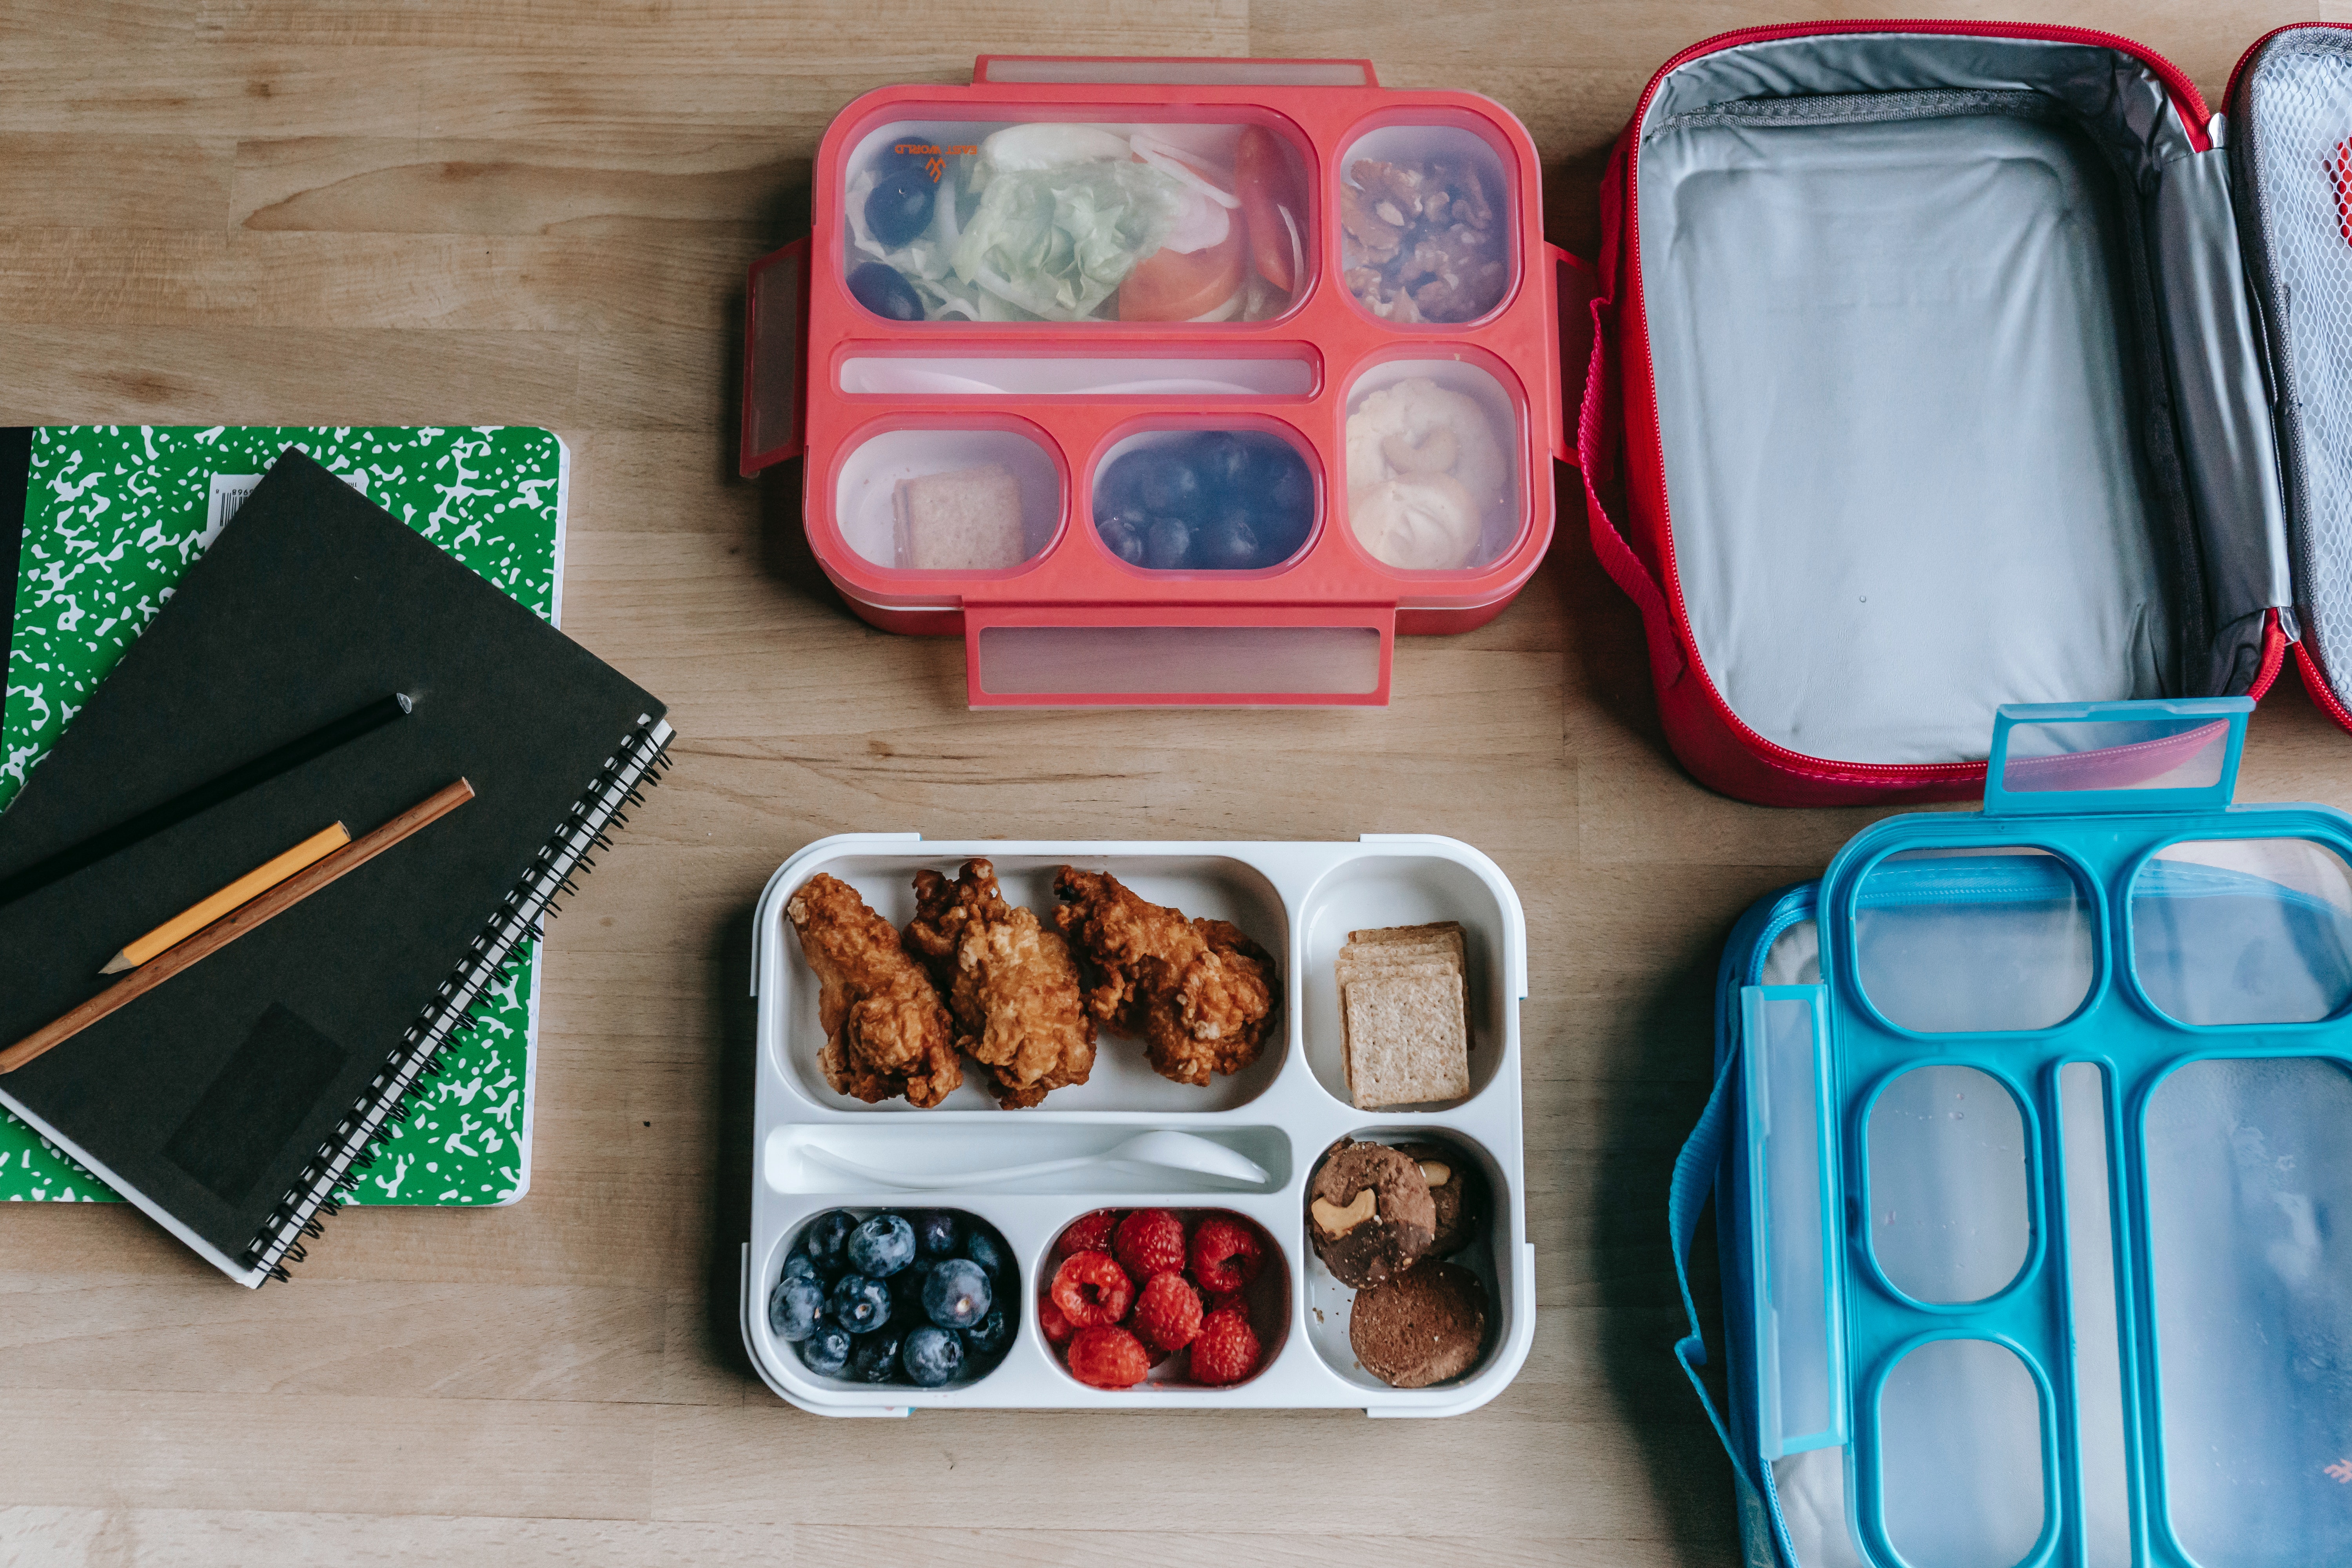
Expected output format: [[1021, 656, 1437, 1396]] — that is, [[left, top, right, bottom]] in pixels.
[[1670, 1042, 1757, 1489]]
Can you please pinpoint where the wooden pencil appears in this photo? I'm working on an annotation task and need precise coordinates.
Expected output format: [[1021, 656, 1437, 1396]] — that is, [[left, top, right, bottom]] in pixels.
[[0, 779, 475, 1076], [100, 822, 352, 975]]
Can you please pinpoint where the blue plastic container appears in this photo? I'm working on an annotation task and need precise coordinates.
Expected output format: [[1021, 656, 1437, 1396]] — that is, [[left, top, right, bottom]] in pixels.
[[1674, 698, 2352, 1567]]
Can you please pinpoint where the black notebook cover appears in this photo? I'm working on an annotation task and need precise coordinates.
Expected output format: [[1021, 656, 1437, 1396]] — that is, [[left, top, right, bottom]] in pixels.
[[0, 450, 668, 1284]]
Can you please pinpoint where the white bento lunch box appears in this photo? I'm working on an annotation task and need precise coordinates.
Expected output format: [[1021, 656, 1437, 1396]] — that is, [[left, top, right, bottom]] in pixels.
[[737, 833, 1534, 1415]]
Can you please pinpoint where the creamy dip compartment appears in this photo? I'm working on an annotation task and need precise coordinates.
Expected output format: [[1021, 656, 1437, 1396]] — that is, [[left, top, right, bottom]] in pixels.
[[1342, 358, 1523, 573]]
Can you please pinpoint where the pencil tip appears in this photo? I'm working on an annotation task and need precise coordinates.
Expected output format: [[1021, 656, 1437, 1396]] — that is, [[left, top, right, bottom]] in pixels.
[[98, 953, 132, 976]]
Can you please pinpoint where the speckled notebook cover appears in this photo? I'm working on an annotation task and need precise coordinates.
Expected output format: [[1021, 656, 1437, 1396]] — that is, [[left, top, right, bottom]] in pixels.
[[1, 426, 565, 1208]]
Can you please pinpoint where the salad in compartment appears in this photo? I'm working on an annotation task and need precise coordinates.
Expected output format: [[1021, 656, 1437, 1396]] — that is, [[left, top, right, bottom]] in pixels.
[[843, 120, 1309, 324]]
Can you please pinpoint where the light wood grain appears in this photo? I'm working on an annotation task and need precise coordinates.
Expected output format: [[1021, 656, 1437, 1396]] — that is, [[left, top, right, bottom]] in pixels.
[[3, 2, 2345, 1563]]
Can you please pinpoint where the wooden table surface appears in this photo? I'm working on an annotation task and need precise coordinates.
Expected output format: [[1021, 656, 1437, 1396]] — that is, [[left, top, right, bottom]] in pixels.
[[5, 3, 2347, 1563]]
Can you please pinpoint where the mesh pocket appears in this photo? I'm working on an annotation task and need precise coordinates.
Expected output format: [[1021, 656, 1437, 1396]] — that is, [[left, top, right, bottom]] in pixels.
[[2240, 36, 2352, 707]]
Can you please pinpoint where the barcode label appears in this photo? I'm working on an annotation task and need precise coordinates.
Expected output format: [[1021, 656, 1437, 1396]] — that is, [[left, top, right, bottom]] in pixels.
[[203, 468, 368, 551]]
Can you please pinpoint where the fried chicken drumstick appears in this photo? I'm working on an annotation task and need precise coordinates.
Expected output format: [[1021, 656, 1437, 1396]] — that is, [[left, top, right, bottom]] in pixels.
[[904, 858, 1096, 1109], [786, 873, 961, 1107], [1051, 867, 1279, 1087]]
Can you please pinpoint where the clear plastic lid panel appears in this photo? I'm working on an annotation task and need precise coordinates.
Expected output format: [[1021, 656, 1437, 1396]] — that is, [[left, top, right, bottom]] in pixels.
[[1853, 848, 2094, 1033], [2130, 838, 2352, 1025], [2146, 1057, 2352, 1567], [834, 428, 1062, 573], [842, 120, 1310, 326]]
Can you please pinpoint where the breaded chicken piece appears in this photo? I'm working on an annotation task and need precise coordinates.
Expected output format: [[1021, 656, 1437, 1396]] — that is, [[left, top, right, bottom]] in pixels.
[[786, 872, 960, 1108], [904, 859, 1096, 1109], [1051, 867, 1278, 1087]]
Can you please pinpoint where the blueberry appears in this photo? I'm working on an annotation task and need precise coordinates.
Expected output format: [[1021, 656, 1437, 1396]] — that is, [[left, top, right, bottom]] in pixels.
[[846, 261, 925, 322], [1254, 496, 1313, 564], [1095, 451, 1149, 515], [781, 1250, 821, 1285], [848, 1213, 917, 1277], [902, 1325, 965, 1387], [1096, 513, 1147, 566], [889, 1261, 935, 1327], [1238, 433, 1309, 502], [799, 1324, 852, 1377], [769, 1276, 827, 1342], [865, 166, 937, 249], [849, 1329, 904, 1383], [911, 1210, 962, 1259], [1267, 457, 1313, 523], [963, 1229, 1009, 1281], [1186, 431, 1252, 491], [1144, 515, 1194, 570], [923, 1257, 992, 1329], [1196, 508, 1263, 570], [1138, 452, 1204, 518], [801, 1209, 855, 1269], [828, 1273, 892, 1334], [963, 1307, 1013, 1359]]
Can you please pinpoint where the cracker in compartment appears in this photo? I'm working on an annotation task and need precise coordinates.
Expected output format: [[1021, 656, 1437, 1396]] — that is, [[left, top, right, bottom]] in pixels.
[[1339, 920, 1470, 1108], [1343, 972, 1470, 1107], [893, 463, 1026, 570]]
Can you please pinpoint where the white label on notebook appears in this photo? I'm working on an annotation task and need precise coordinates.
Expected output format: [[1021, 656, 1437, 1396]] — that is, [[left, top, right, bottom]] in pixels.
[[201, 469, 367, 552]]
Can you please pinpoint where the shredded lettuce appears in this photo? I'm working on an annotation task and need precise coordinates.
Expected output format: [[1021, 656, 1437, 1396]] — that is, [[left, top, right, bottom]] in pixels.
[[842, 134, 1196, 322], [950, 159, 1189, 321]]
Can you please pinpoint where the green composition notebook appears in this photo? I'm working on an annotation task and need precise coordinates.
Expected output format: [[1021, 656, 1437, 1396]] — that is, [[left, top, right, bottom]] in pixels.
[[1, 425, 566, 1209]]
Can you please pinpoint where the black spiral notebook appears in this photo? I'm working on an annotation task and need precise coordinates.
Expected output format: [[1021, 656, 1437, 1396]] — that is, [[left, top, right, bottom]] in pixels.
[[0, 450, 670, 1285]]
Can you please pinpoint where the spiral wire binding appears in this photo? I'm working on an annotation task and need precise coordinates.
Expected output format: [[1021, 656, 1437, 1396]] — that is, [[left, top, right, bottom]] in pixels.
[[242, 715, 675, 1281]]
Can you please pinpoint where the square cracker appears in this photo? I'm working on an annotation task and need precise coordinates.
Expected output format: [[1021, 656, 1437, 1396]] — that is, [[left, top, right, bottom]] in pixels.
[[1343, 971, 1470, 1109], [893, 463, 1025, 570], [1346, 921, 1465, 964]]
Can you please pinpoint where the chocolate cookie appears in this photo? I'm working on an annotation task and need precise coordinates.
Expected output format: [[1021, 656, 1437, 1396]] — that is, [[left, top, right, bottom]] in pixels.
[[1350, 1260, 1488, 1388], [1308, 1138, 1435, 1289], [1392, 1140, 1485, 1256]]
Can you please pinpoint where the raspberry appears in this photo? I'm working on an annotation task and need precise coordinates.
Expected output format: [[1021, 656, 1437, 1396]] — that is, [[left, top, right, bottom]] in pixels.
[[1205, 1290, 1247, 1318], [1190, 1217, 1264, 1293], [1189, 1305, 1260, 1386], [1050, 1250, 1134, 1328], [1130, 1270, 1203, 1352], [1065, 1325, 1151, 1388], [1114, 1208, 1189, 1280], [1039, 1294, 1075, 1347], [1055, 1209, 1120, 1259]]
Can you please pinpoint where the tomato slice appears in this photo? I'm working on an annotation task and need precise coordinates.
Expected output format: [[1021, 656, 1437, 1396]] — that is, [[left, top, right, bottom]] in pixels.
[[1234, 125, 1298, 294], [1118, 220, 1248, 322]]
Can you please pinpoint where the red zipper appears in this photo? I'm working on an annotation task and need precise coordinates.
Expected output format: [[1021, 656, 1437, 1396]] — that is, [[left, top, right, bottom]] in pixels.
[[2297, 641, 2352, 733], [2221, 24, 2352, 734], [1621, 19, 2216, 785]]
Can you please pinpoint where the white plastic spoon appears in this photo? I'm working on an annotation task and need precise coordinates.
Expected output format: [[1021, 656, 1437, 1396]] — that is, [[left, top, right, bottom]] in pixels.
[[795, 1129, 1271, 1191]]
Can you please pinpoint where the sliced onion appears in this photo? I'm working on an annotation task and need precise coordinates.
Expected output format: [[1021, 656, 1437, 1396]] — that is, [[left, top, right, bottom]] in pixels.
[[933, 166, 962, 249], [844, 169, 887, 260], [1129, 132, 1241, 208], [1159, 191, 1232, 255], [983, 123, 1131, 171], [1187, 287, 1246, 323]]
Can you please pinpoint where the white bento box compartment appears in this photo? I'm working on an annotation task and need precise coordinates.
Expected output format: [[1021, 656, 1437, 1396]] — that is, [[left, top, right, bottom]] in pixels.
[[739, 833, 1534, 1415]]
